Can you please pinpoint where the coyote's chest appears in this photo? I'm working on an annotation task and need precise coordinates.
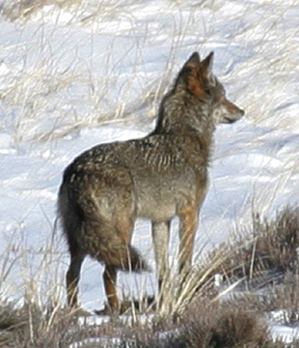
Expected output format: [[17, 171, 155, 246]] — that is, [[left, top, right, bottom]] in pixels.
[[132, 166, 204, 221]]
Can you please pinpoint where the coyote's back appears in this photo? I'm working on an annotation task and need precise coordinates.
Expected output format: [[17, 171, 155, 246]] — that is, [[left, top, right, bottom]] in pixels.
[[58, 51, 244, 313]]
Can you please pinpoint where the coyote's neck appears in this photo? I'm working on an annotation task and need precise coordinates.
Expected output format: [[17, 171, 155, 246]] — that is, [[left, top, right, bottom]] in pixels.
[[152, 91, 215, 149]]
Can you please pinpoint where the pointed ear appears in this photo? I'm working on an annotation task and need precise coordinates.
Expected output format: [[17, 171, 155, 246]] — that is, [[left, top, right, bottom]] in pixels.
[[200, 52, 214, 73], [183, 52, 204, 98], [174, 52, 204, 98], [184, 52, 201, 68]]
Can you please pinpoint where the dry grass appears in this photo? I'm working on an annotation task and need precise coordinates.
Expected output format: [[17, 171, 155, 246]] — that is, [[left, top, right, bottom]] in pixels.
[[0, 0, 169, 144], [0, 0, 149, 23], [190, 205, 299, 330], [0, 302, 102, 347], [119, 301, 278, 348], [2, 0, 297, 144], [0, 300, 286, 347], [1, 206, 299, 346], [1, 0, 82, 21], [205, 206, 299, 290]]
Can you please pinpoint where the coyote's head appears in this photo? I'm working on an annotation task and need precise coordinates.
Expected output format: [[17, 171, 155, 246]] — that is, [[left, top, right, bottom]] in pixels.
[[175, 51, 244, 124]]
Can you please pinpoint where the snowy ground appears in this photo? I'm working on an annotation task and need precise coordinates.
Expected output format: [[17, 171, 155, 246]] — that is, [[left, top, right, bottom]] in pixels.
[[0, 0, 298, 343]]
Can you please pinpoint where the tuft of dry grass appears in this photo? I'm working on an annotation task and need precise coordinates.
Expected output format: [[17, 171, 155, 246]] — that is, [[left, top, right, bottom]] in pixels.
[[205, 206, 299, 289], [120, 301, 279, 348], [237, 278, 299, 326], [188, 205, 299, 330], [0, 301, 101, 348]]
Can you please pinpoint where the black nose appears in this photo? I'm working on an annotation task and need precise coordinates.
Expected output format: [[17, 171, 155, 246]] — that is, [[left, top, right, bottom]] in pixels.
[[239, 108, 245, 116]]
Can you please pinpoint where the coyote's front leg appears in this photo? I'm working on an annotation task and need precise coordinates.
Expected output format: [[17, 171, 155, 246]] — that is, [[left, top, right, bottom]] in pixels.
[[178, 206, 199, 283], [152, 221, 171, 305]]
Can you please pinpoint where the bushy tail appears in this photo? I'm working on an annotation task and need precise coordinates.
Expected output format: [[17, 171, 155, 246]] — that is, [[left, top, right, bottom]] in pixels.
[[58, 180, 150, 273], [103, 242, 150, 273]]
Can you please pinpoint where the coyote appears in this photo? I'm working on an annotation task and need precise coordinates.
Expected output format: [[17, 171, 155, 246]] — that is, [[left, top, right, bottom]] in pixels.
[[58, 51, 244, 313]]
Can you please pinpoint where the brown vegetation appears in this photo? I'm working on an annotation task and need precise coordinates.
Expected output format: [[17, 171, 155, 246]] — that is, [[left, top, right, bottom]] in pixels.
[[206, 206, 299, 288], [1, 206, 299, 347]]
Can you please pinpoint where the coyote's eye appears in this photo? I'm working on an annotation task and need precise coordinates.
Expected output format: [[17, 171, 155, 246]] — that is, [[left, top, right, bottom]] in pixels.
[[204, 88, 212, 95]]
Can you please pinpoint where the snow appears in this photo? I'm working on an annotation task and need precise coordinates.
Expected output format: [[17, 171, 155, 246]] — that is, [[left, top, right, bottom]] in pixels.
[[272, 325, 299, 344], [0, 0, 298, 343]]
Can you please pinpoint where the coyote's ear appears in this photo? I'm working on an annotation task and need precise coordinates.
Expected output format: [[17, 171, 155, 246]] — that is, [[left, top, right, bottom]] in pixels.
[[174, 51, 204, 98], [184, 52, 201, 67], [180, 52, 204, 98], [200, 52, 214, 73]]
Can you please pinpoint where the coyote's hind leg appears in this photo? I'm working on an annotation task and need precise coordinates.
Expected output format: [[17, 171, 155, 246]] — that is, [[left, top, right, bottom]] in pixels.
[[66, 251, 84, 308], [103, 265, 119, 312]]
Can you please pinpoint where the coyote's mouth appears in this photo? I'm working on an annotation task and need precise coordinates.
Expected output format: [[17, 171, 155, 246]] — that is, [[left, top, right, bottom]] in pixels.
[[223, 116, 238, 124]]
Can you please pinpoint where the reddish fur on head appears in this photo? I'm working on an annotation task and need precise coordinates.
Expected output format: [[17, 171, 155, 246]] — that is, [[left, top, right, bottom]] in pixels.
[[179, 51, 214, 99]]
